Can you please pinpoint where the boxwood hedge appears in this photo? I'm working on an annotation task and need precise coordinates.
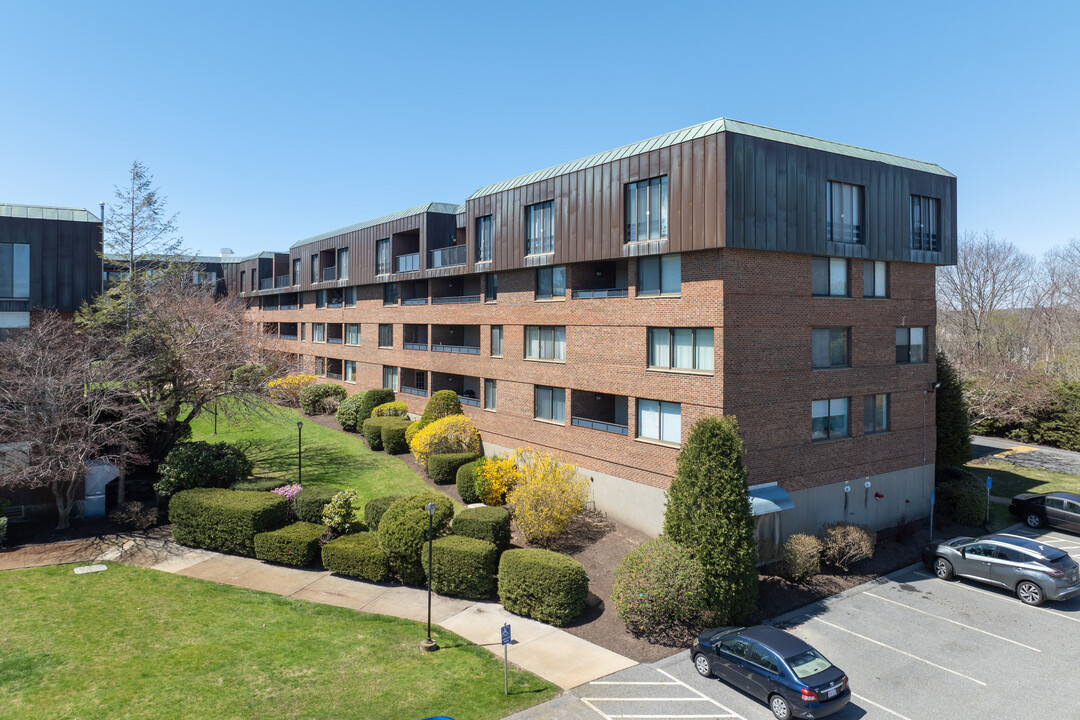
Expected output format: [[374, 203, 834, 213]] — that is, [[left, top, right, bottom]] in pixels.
[[377, 494, 455, 585], [363, 495, 404, 531], [293, 486, 340, 524], [254, 521, 328, 566], [229, 478, 290, 492], [456, 458, 483, 504], [321, 532, 390, 582], [428, 452, 481, 485], [358, 388, 397, 424], [422, 535, 499, 599], [170, 489, 287, 557], [498, 548, 589, 627], [381, 417, 413, 454], [362, 416, 407, 451], [452, 505, 510, 552]]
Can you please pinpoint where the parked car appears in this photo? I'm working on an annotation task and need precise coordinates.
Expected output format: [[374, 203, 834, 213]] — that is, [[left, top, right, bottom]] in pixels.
[[690, 625, 849, 720], [921, 533, 1080, 605], [1009, 491, 1080, 532]]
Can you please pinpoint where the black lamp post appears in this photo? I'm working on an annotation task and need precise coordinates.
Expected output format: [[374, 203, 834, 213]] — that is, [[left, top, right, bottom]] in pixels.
[[212, 401, 218, 436], [421, 501, 438, 652], [297, 420, 303, 485]]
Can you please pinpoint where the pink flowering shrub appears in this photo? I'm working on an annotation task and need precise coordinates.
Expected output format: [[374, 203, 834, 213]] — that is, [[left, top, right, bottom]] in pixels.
[[272, 484, 303, 518]]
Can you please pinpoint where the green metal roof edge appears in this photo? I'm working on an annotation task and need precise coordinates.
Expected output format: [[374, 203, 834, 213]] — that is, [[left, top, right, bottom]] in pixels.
[[467, 118, 954, 200], [0, 203, 101, 223], [288, 201, 461, 249]]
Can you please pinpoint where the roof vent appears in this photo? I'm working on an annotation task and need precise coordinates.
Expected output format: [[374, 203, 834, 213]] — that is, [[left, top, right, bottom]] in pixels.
[[220, 248, 235, 257]]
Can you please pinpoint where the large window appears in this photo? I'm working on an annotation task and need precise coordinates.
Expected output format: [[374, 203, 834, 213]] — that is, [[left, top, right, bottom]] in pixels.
[[0, 243, 30, 298], [525, 201, 554, 255], [240, 270, 246, 293], [864, 260, 887, 298], [344, 360, 356, 383], [864, 393, 889, 434], [534, 385, 566, 423], [485, 273, 498, 302], [637, 399, 681, 444], [811, 328, 849, 369], [315, 357, 325, 377], [344, 286, 357, 306], [812, 398, 849, 441], [491, 325, 503, 356], [536, 266, 566, 300], [827, 181, 863, 243], [476, 215, 493, 262], [310, 254, 319, 283], [378, 323, 394, 348], [648, 328, 713, 371], [911, 196, 940, 251], [896, 327, 926, 364], [526, 326, 566, 361], [292, 258, 301, 286], [638, 254, 680, 296], [382, 365, 398, 391], [311, 323, 326, 343], [337, 247, 349, 280], [345, 323, 361, 346], [484, 379, 497, 411], [315, 290, 326, 309], [383, 282, 399, 305], [376, 238, 391, 275], [625, 175, 669, 243], [812, 257, 848, 297]]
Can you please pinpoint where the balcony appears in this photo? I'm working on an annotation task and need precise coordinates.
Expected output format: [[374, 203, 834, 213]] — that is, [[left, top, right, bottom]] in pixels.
[[571, 417, 628, 435], [570, 390, 629, 436], [571, 288, 629, 299], [404, 342, 428, 351], [431, 373, 481, 405], [396, 253, 420, 273], [322, 266, 337, 282], [258, 278, 272, 290], [571, 260, 628, 300], [403, 297, 428, 305], [274, 274, 290, 288], [327, 371, 343, 380], [458, 394, 481, 407], [432, 343, 481, 355], [431, 295, 481, 305], [401, 385, 428, 397], [429, 244, 466, 269]]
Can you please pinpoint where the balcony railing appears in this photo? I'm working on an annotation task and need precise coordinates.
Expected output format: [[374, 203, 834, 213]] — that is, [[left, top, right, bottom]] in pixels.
[[571, 416, 629, 435], [275, 274, 290, 288], [571, 288, 629, 299], [327, 338, 343, 344], [404, 342, 428, 351], [322, 266, 337, 282], [327, 371, 343, 380], [432, 344, 481, 355], [258, 278, 272, 290], [280, 303, 298, 310], [402, 297, 428, 305], [431, 295, 481, 305], [429, 244, 466, 269], [327, 300, 343, 308], [278, 334, 298, 341], [458, 395, 481, 407], [401, 386, 429, 397], [396, 253, 420, 273]]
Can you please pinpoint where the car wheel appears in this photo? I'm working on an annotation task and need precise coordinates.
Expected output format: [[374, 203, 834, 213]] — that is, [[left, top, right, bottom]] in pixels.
[[1025, 513, 1042, 529], [693, 653, 713, 678], [933, 557, 954, 580], [769, 694, 791, 720], [1016, 581, 1044, 606]]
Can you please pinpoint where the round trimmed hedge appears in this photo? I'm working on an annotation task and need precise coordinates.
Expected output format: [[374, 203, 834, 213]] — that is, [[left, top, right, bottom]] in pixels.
[[381, 418, 412, 454], [376, 493, 455, 586], [293, 486, 340, 524], [358, 388, 397, 425], [611, 537, 708, 632], [452, 505, 510, 552], [322, 532, 390, 582], [363, 495, 404, 530], [498, 548, 589, 627], [422, 535, 499, 599], [456, 458, 484, 504], [429, 452, 481, 485]]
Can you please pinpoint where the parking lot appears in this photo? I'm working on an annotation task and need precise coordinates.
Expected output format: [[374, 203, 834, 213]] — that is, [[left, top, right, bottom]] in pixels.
[[534, 525, 1080, 720]]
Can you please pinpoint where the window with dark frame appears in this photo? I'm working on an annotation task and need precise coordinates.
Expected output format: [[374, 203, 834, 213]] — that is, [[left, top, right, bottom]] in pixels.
[[811, 328, 850, 369], [344, 287, 356, 306], [315, 290, 325, 308], [476, 215, 493, 262], [240, 270, 246, 293], [864, 393, 889, 433], [647, 328, 713, 371], [337, 247, 349, 280], [292, 258, 301, 286], [637, 254, 680, 296], [311, 323, 325, 343], [911, 195, 941, 251], [310, 254, 319, 283], [375, 238, 391, 275], [895, 327, 927, 364], [812, 257, 848, 297], [525, 326, 566, 361], [525, 201, 554, 255], [812, 398, 849, 440], [827, 181, 863, 243], [378, 323, 393, 348], [316, 357, 325, 377], [534, 385, 565, 422], [625, 175, 669, 243], [535, 266, 566, 300], [345, 323, 361, 346], [344, 360, 356, 383], [485, 273, 497, 302], [864, 260, 887, 298], [383, 282, 399, 305]]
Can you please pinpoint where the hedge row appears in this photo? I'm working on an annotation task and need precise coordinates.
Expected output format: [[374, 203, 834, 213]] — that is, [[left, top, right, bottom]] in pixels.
[[170, 489, 287, 557], [363, 416, 412, 453], [254, 521, 327, 566], [498, 549, 589, 627], [453, 505, 510, 552], [321, 532, 390, 582], [230, 478, 290, 492], [429, 452, 481, 485], [293, 486, 340, 524], [456, 459, 483, 503], [422, 535, 499, 599]]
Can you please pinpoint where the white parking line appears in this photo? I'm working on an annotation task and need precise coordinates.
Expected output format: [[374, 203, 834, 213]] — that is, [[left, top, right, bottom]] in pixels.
[[590, 681, 683, 685], [580, 669, 746, 720], [863, 591, 1040, 651], [912, 570, 1080, 624], [807, 616, 987, 686], [852, 692, 914, 720]]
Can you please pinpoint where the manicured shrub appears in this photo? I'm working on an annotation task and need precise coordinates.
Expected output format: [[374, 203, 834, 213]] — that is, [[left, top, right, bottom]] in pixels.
[[170, 488, 287, 556], [364, 495, 404, 530], [938, 473, 987, 527], [358, 388, 397, 424], [231, 362, 269, 387], [422, 535, 499, 599], [254, 521, 328, 567], [498, 548, 589, 627], [371, 401, 409, 417], [156, 441, 253, 496], [268, 373, 317, 406], [108, 501, 159, 530], [377, 493, 455, 585], [362, 416, 389, 451], [270, 483, 303, 518], [336, 392, 366, 432], [452, 505, 511, 552], [476, 454, 520, 506], [508, 450, 590, 546], [776, 534, 822, 582], [230, 478, 290, 492], [663, 415, 758, 623], [404, 420, 422, 444], [410, 415, 481, 469], [321, 489, 360, 535], [417, 389, 463, 432], [380, 418, 412, 454], [293, 486, 340, 524], [299, 383, 348, 415], [321, 532, 390, 582], [819, 522, 876, 571], [456, 458, 484, 504], [428, 452, 481, 485], [611, 537, 708, 632], [362, 416, 409, 451]]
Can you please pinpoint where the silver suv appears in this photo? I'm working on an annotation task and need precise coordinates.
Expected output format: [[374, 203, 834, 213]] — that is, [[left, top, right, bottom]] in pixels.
[[921, 533, 1080, 606]]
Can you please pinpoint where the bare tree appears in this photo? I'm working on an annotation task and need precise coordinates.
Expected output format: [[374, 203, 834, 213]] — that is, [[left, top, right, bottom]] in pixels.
[[0, 313, 153, 529], [105, 160, 182, 273]]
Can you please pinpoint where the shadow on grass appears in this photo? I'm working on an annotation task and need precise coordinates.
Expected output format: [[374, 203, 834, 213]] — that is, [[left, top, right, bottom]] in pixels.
[[233, 437, 385, 487], [970, 461, 1057, 497]]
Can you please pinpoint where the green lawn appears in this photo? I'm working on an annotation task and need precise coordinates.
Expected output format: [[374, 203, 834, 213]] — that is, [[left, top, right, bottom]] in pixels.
[[968, 459, 1080, 498], [0, 564, 557, 720], [189, 403, 435, 508]]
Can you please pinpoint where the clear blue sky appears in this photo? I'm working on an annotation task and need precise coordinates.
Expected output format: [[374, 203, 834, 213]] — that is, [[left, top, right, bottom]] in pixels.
[[1, 1, 1076, 259]]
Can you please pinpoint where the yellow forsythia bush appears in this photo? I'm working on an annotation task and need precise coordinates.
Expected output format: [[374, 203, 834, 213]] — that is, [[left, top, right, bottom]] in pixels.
[[476, 454, 522, 506], [508, 450, 590, 546], [268, 373, 317, 406], [409, 415, 481, 469]]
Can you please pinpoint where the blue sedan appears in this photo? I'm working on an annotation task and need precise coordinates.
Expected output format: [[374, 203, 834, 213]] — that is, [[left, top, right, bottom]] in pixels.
[[690, 625, 849, 720]]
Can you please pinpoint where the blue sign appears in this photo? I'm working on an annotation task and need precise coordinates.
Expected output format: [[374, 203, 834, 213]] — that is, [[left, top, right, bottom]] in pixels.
[[930, 491, 935, 505], [500, 624, 511, 646], [986, 476, 993, 491]]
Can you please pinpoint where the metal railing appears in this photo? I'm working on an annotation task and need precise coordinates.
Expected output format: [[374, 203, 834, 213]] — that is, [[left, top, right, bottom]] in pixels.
[[401, 386, 428, 397], [404, 342, 428, 351], [322, 266, 337, 282], [571, 288, 629, 299], [278, 334, 298, 340], [326, 371, 343, 380], [431, 295, 481, 305], [280, 303, 298, 310], [396, 253, 420, 273], [458, 395, 481, 407], [429, 244, 466, 268], [258, 278, 272, 290], [327, 338, 343, 344], [275, 274, 290, 288], [571, 416, 629, 435], [327, 300, 343, 308], [432, 344, 481, 355], [402, 297, 428, 305]]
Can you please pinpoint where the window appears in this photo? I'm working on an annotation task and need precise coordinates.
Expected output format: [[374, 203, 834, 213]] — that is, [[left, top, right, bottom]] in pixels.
[[896, 327, 927, 364], [648, 328, 713, 372], [536, 266, 566, 300], [625, 175, 669, 243], [637, 254, 680, 296], [344, 360, 356, 383], [300, 322, 305, 341], [311, 323, 326, 343], [747, 645, 779, 675], [382, 365, 398, 391], [812, 257, 848, 297], [378, 323, 393, 348], [525, 201, 554, 255], [637, 399, 681, 444], [484, 379, 497, 410], [344, 287, 356, 307], [864, 260, 887, 298], [337, 247, 349, 280], [376, 238, 391, 275], [310, 254, 319, 283], [316, 357, 325, 376], [485, 273, 497, 302], [384, 282, 399, 305], [911, 196, 940, 251], [0, 243, 30, 298], [526, 326, 566, 361], [476, 215, 493, 262], [534, 386, 566, 423], [827, 181, 863, 243], [491, 325, 503, 356], [811, 328, 849, 369], [240, 270, 246, 293], [812, 398, 849, 441], [864, 393, 889, 433], [292, 258, 301, 286], [346, 323, 361, 346], [314, 290, 324, 309]]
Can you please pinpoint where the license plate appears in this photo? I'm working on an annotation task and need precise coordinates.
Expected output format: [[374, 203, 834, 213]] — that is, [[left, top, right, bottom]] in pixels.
[[827, 688, 838, 699]]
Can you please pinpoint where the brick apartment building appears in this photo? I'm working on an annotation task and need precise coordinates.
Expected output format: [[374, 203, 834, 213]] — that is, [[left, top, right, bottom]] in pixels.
[[225, 118, 956, 546]]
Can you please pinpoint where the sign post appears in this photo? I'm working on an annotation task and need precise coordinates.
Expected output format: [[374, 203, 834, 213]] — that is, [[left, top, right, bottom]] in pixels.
[[930, 490, 935, 538], [986, 476, 993, 525], [501, 623, 511, 695]]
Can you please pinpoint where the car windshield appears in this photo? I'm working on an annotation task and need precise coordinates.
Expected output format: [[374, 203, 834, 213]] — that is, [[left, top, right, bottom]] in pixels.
[[785, 649, 832, 679]]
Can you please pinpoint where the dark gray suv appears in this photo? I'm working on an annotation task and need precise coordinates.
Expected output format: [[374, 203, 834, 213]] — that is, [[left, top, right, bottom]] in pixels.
[[922, 533, 1080, 605]]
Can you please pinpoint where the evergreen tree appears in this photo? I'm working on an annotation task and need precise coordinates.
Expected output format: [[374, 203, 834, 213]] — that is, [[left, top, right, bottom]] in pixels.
[[936, 351, 971, 467], [663, 415, 758, 623]]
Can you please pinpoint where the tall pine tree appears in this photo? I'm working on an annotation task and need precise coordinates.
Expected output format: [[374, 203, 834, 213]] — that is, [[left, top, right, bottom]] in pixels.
[[936, 351, 971, 467]]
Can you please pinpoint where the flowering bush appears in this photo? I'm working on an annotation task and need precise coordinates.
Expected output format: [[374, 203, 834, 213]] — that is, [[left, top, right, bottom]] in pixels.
[[272, 483, 303, 519], [268, 373, 317, 406], [475, 454, 521, 506], [611, 537, 709, 633], [507, 450, 590, 545], [321, 489, 359, 535], [409, 415, 480, 469]]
